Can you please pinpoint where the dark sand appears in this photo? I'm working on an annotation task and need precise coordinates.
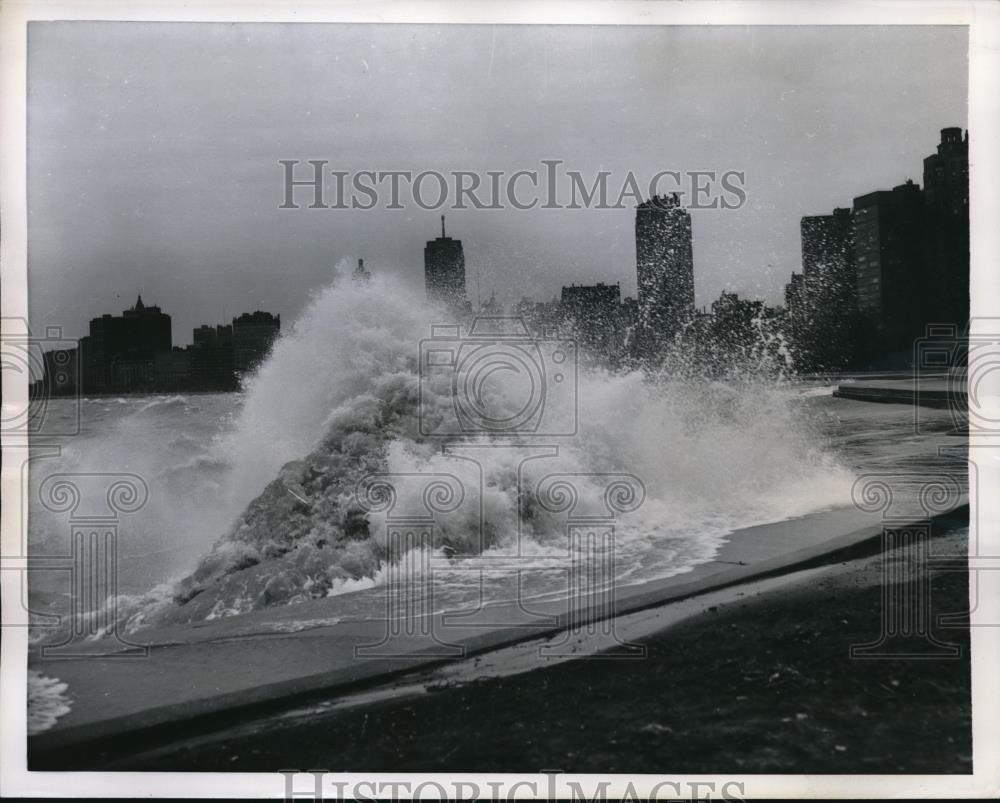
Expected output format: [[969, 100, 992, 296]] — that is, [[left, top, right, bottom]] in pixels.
[[89, 525, 971, 774]]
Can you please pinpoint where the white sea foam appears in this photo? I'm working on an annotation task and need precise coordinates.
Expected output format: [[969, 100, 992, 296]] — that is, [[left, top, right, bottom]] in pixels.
[[27, 670, 72, 735], [31, 271, 855, 638]]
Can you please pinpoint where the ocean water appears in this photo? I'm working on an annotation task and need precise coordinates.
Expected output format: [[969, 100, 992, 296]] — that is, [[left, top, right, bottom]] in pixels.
[[28, 392, 242, 595], [27, 275, 907, 637]]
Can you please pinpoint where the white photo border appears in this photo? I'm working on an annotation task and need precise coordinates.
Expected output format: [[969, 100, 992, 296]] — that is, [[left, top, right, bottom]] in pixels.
[[2, 1, 998, 798]]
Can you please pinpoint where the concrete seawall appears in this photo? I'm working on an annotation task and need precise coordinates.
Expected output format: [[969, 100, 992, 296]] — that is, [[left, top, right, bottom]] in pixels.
[[28, 499, 969, 766], [833, 377, 966, 410]]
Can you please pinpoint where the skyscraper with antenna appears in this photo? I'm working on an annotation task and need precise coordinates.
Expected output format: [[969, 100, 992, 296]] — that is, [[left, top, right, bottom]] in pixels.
[[423, 214, 467, 311]]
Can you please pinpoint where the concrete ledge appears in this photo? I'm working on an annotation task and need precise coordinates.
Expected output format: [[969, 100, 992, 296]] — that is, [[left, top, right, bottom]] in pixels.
[[833, 379, 966, 409]]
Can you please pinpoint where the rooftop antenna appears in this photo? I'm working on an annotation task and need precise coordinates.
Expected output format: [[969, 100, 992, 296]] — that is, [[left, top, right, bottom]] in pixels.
[[441, 214, 446, 238], [476, 269, 482, 309]]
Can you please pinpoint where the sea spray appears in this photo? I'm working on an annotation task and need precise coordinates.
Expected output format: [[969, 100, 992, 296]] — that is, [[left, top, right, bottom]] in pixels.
[[26, 393, 241, 594], [219, 266, 435, 507], [28, 273, 853, 639], [99, 272, 853, 632]]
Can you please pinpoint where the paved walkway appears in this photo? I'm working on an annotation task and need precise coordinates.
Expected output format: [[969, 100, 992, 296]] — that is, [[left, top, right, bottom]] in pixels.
[[29, 495, 968, 760]]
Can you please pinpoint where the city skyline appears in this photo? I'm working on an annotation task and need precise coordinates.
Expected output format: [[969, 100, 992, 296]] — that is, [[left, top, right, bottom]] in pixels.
[[47, 116, 967, 394], [37, 119, 968, 359], [27, 23, 967, 343]]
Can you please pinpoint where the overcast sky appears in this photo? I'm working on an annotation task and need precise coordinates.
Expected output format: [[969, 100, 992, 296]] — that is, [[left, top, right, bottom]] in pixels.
[[28, 23, 967, 345]]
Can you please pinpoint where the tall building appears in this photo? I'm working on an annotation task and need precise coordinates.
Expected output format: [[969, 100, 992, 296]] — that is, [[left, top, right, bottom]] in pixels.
[[193, 325, 215, 347], [232, 311, 281, 374], [424, 215, 467, 310], [801, 208, 854, 284], [193, 323, 232, 348], [82, 295, 172, 391], [922, 127, 969, 328], [781, 127, 969, 370], [853, 180, 924, 363], [88, 295, 171, 355], [121, 295, 172, 351], [635, 193, 695, 344], [790, 207, 858, 370], [784, 272, 806, 331]]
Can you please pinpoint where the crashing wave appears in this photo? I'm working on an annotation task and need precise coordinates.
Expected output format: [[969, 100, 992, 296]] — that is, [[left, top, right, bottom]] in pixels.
[[90, 271, 852, 633]]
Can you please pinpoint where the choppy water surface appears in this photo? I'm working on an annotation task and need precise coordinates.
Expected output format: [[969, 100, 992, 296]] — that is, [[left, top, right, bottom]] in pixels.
[[27, 277, 964, 637]]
